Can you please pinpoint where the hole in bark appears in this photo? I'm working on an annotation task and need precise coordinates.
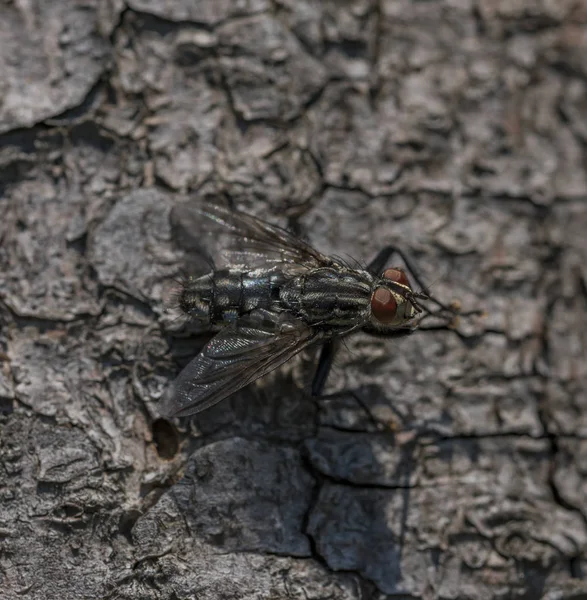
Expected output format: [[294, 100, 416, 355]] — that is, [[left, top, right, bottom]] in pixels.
[[0, 396, 14, 415], [119, 509, 142, 542], [152, 419, 179, 460]]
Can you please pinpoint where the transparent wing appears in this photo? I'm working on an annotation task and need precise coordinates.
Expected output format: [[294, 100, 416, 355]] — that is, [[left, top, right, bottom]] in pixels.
[[170, 201, 334, 271], [163, 310, 322, 417]]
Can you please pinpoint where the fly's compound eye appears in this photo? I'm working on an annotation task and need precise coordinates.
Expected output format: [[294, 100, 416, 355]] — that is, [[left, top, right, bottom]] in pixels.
[[383, 268, 410, 287], [371, 287, 398, 324]]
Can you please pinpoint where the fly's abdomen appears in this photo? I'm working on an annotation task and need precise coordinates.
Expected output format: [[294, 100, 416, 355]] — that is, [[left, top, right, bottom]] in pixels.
[[280, 268, 373, 328], [179, 269, 282, 325]]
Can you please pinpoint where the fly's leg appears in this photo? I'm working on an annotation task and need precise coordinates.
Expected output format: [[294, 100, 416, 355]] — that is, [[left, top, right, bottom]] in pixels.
[[366, 245, 407, 278], [318, 387, 400, 432], [313, 328, 416, 397], [367, 245, 480, 324], [346, 389, 386, 432], [311, 340, 336, 396], [367, 245, 445, 308]]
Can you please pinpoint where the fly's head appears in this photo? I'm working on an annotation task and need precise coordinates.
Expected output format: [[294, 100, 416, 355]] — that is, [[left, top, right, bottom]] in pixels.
[[368, 268, 425, 332]]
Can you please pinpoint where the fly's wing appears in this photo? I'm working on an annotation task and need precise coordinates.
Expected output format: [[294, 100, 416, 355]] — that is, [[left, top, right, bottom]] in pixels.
[[170, 202, 334, 272], [163, 311, 322, 417]]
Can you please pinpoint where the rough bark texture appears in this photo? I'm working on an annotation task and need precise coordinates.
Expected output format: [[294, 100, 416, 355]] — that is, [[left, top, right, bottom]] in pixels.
[[1, 1, 587, 599]]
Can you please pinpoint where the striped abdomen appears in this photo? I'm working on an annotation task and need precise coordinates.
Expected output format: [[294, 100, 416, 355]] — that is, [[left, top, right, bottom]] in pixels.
[[179, 269, 285, 325]]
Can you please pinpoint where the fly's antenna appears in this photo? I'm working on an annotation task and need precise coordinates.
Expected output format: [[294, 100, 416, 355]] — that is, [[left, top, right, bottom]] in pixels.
[[385, 279, 428, 314]]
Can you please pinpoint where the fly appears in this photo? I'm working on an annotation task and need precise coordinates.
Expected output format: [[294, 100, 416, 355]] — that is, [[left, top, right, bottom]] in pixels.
[[164, 203, 466, 417]]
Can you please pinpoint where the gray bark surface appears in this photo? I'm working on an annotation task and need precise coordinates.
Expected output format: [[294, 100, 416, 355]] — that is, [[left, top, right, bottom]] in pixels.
[[1, 1, 587, 599]]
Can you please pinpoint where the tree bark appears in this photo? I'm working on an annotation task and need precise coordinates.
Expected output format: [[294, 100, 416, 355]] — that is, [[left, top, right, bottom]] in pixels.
[[1, 1, 587, 599]]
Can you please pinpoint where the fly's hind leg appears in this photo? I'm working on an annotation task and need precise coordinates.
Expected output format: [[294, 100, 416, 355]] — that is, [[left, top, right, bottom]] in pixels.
[[311, 340, 336, 396]]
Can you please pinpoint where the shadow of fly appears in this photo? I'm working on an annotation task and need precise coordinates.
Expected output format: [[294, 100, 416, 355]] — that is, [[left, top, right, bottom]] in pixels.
[[163, 203, 468, 417]]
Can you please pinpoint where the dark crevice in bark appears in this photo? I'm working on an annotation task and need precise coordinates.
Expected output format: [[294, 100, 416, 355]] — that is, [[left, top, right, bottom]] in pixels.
[[300, 451, 375, 593], [534, 231, 587, 579]]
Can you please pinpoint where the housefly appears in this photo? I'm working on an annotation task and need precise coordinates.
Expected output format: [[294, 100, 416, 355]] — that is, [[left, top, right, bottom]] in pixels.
[[163, 203, 460, 417]]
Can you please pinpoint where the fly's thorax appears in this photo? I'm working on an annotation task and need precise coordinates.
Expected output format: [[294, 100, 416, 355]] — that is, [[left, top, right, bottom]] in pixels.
[[178, 268, 284, 325], [279, 267, 373, 328], [367, 268, 418, 330]]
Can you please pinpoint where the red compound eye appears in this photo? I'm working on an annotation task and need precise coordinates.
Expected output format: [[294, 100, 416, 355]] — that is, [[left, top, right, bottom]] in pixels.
[[383, 268, 410, 288], [371, 287, 398, 324]]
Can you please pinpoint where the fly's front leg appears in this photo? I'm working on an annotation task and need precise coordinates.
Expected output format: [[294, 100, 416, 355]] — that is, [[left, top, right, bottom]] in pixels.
[[368, 244, 483, 326], [366, 246, 402, 278], [311, 339, 337, 396], [367, 245, 457, 317], [367, 245, 432, 297]]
